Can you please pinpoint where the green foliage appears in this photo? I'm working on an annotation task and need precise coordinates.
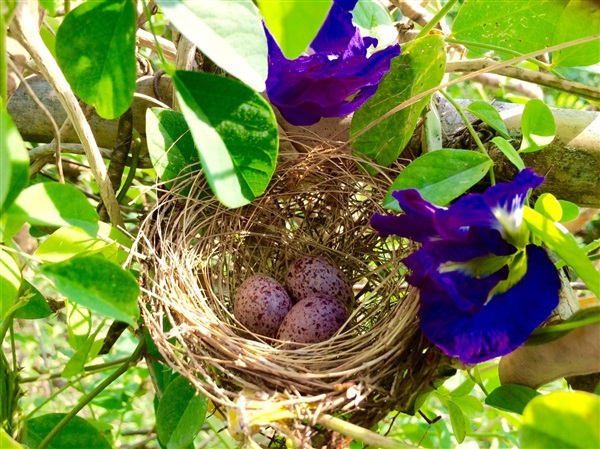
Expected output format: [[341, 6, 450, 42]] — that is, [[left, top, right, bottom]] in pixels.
[[8, 183, 100, 238], [258, 0, 332, 59], [523, 207, 600, 298], [24, 414, 111, 449], [146, 108, 200, 192], [156, 375, 208, 449], [173, 70, 279, 208], [13, 282, 52, 320], [56, 0, 137, 119], [520, 391, 600, 448], [466, 101, 510, 139], [519, 99, 556, 153], [491, 137, 524, 171], [350, 35, 446, 169], [485, 385, 540, 414], [0, 250, 20, 319], [39, 256, 140, 327], [452, 0, 600, 67], [155, 0, 268, 91], [0, 107, 29, 215], [383, 150, 493, 210]]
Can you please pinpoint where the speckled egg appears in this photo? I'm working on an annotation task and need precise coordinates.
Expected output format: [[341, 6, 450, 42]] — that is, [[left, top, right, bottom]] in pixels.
[[276, 294, 349, 346], [285, 256, 353, 307], [233, 275, 293, 338]]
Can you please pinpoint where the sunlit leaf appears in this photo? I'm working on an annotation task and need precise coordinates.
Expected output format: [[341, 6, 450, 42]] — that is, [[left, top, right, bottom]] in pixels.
[[173, 71, 278, 208], [156, 0, 268, 91], [0, 107, 29, 214], [258, 0, 332, 59], [535, 193, 562, 222], [519, 100, 555, 153], [40, 256, 140, 327], [520, 391, 600, 448], [9, 183, 99, 237], [350, 35, 446, 169], [523, 207, 599, 298], [558, 200, 579, 223], [0, 250, 21, 319], [383, 150, 492, 210], [447, 399, 467, 443], [56, 0, 136, 119], [492, 137, 524, 171]]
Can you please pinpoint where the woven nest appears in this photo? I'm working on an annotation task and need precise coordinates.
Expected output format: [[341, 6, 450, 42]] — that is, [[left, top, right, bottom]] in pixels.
[[137, 134, 444, 446]]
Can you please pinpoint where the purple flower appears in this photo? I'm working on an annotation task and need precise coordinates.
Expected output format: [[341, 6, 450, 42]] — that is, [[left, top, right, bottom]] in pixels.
[[371, 169, 561, 363], [265, 0, 400, 126]]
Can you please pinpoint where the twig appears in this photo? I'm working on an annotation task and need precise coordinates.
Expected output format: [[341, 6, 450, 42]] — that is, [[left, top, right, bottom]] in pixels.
[[136, 28, 176, 61], [11, 0, 124, 228], [28, 143, 153, 169], [446, 59, 600, 102], [349, 33, 600, 141], [468, 73, 543, 99], [7, 58, 64, 183]]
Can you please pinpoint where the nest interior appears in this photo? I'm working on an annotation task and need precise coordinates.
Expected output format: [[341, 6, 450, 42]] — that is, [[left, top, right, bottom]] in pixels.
[[138, 141, 443, 435]]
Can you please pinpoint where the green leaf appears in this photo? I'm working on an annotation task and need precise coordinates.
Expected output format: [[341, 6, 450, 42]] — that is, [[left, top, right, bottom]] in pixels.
[[467, 101, 510, 139], [56, 0, 136, 119], [452, 1, 599, 67], [520, 391, 600, 448], [350, 35, 446, 169], [34, 223, 127, 263], [0, 428, 23, 449], [449, 378, 476, 398], [423, 103, 443, 152], [0, 107, 29, 213], [156, 375, 208, 449], [492, 137, 524, 171], [156, 0, 268, 91], [523, 207, 600, 298], [66, 301, 92, 350], [258, 0, 332, 59], [551, 1, 600, 67], [24, 414, 111, 449], [62, 323, 104, 378], [9, 183, 99, 237], [447, 399, 467, 444], [14, 282, 52, 320], [528, 307, 600, 345], [39, 0, 58, 16], [535, 192, 563, 222], [558, 200, 579, 223], [383, 150, 492, 210], [173, 71, 279, 208], [485, 384, 541, 414], [519, 99, 555, 153], [352, 0, 397, 47], [146, 108, 201, 192], [0, 249, 21, 319], [40, 255, 140, 327]]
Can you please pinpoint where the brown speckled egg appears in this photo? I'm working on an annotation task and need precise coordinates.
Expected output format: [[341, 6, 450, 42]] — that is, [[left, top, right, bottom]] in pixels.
[[233, 275, 292, 338], [276, 294, 349, 346], [285, 256, 353, 307]]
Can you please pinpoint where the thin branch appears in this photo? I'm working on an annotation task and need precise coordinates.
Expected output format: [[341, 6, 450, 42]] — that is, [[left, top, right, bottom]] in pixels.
[[28, 143, 153, 168], [11, 0, 124, 228], [446, 59, 600, 102], [349, 33, 600, 141], [7, 58, 64, 183], [136, 28, 176, 62]]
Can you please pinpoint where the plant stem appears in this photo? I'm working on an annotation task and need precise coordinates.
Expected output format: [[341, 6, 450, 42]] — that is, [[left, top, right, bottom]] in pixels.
[[317, 414, 416, 449], [440, 90, 495, 185], [37, 340, 145, 449], [416, 0, 459, 39], [446, 38, 560, 76], [142, 0, 170, 71], [20, 356, 133, 383], [0, 299, 27, 344]]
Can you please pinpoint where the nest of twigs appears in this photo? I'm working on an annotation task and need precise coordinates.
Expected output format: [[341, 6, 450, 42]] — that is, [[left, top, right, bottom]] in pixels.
[[137, 132, 444, 446]]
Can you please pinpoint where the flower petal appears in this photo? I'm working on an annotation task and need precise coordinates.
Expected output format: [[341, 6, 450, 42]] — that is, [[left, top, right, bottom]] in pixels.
[[310, 0, 357, 54], [419, 245, 560, 363]]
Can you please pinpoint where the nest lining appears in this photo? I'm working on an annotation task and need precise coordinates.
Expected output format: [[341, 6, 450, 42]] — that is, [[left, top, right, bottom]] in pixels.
[[137, 142, 443, 436]]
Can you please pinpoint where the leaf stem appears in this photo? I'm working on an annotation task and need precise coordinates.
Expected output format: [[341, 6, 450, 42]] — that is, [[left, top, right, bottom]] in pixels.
[[416, 0, 459, 39], [141, 0, 170, 71], [36, 340, 145, 449], [317, 414, 416, 449], [440, 90, 495, 185]]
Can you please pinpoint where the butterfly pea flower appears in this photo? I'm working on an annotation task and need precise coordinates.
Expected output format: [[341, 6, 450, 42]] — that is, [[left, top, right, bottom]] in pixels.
[[264, 0, 400, 126], [371, 169, 561, 363]]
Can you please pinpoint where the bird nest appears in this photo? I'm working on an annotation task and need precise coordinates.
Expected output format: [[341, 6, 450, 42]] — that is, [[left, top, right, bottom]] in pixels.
[[137, 136, 444, 446]]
